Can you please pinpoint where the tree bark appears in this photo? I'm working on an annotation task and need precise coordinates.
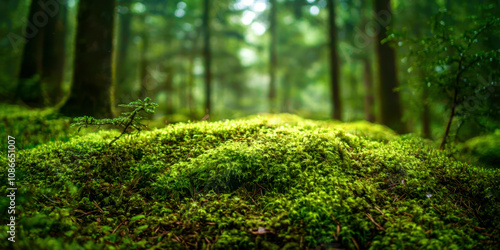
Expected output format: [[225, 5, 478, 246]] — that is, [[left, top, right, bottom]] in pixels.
[[60, 0, 115, 118], [269, 0, 278, 113], [164, 64, 175, 114], [440, 88, 457, 150], [16, 0, 46, 107], [362, 57, 375, 122], [327, 0, 342, 120], [422, 87, 431, 138], [139, 15, 149, 100], [42, 0, 67, 106], [187, 54, 195, 120], [115, 1, 133, 104], [373, 0, 405, 133], [281, 73, 291, 113], [202, 0, 212, 117]]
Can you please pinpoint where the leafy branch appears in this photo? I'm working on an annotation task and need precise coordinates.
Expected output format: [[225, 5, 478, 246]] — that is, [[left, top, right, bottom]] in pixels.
[[71, 97, 159, 146]]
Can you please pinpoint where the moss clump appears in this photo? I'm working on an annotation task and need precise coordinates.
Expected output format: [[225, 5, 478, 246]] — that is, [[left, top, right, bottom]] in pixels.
[[0, 104, 73, 149], [244, 113, 398, 142], [461, 130, 500, 169], [1, 114, 499, 249]]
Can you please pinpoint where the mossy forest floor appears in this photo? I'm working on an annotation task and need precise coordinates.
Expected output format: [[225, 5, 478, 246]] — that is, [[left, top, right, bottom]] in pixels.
[[1, 110, 499, 249]]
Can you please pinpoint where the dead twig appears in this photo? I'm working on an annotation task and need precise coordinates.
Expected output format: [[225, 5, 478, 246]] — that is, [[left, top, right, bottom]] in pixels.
[[394, 194, 405, 202], [77, 210, 98, 217], [351, 238, 360, 250], [366, 213, 385, 231], [375, 206, 390, 221], [93, 200, 104, 213], [247, 193, 258, 206], [112, 220, 125, 234]]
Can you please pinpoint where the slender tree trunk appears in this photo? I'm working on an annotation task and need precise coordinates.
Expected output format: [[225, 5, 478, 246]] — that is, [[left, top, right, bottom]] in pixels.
[[281, 73, 291, 113], [362, 57, 375, 122], [139, 18, 149, 99], [417, 3, 432, 138], [115, 1, 132, 104], [422, 87, 431, 138], [187, 54, 195, 120], [269, 0, 278, 113], [374, 0, 405, 133], [202, 0, 212, 117], [180, 64, 187, 108], [164, 64, 174, 114], [42, 0, 67, 106], [60, 0, 116, 118], [327, 0, 342, 120], [440, 88, 457, 150], [16, 0, 46, 107], [440, 55, 463, 150]]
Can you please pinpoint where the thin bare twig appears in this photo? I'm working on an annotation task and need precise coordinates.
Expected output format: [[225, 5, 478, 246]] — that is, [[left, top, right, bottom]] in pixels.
[[366, 213, 385, 231]]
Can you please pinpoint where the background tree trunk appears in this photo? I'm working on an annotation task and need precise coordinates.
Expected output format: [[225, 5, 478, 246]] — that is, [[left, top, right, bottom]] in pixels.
[[114, 1, 132, 104], [203, 0, 212, 117], [60, 0, 115, 118], [139, 15, 149, 100], [269, 0, 278, 113], [374, 0, 405, 133], [327, 0, 342, 120], [16, 0, 46, 107], [362, 57, 375, 122], [42, 0, 67, 106], [281, 73, 291, 113], [422, 89, 431, 138], [187, 54, 195, 120]]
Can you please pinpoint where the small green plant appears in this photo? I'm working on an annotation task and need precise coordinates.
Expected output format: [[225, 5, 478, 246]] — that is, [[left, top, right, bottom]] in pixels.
[[71, 97, 159, 146]]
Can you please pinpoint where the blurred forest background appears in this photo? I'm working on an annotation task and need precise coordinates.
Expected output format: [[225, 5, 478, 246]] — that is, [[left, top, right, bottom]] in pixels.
[[1, 0, 499, 147]]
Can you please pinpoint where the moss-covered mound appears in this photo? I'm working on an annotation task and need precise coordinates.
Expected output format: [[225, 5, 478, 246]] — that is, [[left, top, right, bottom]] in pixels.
[[0, 104, 73, 149], [461, 130, 500, 169], [1, 115, 499, 249]]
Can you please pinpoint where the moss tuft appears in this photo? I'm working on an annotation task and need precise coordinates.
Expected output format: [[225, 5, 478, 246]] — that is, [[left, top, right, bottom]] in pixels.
[[461, 130, 500, 169], [0, 104, 73, 149]]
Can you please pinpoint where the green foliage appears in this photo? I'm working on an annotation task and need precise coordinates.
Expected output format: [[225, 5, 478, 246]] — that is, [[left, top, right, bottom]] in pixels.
[[2, 114, 499, 249], [0, 104, 73, 149], [71, 98, 159, 146], [397, 5, 500, 147]]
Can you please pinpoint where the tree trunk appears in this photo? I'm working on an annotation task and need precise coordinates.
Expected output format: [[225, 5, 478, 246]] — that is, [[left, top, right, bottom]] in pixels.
[[187, 54, 195, 120], [327, 0, 342, 120], [417, 3, 432, 139], [269, 0, 278, 113], [440, 88, 457, 150], [373, 0, 405, 133], [139, 17, 149, 100], [164, 64, 175, 114], [60, 0, 115, 118], [114, 1, 132, 104], [16, 0, 46, 107], [281, 73, 291, 113], [202, 0, 212, 117], [42, 0, 67, 106], [362, 57, 375, 122], [422, 87, 431, 138]]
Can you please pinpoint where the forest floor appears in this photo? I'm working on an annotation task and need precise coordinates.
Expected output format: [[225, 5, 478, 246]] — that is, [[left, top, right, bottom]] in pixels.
[[1, 106, 499, 249]]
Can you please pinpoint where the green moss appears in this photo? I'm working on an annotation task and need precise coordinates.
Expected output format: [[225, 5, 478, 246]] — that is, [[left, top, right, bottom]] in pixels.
[[461, 130, 500, 169], [1, 114, 498, 249], [243, 113, 397, 142], [0, 104, 74, 149]]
